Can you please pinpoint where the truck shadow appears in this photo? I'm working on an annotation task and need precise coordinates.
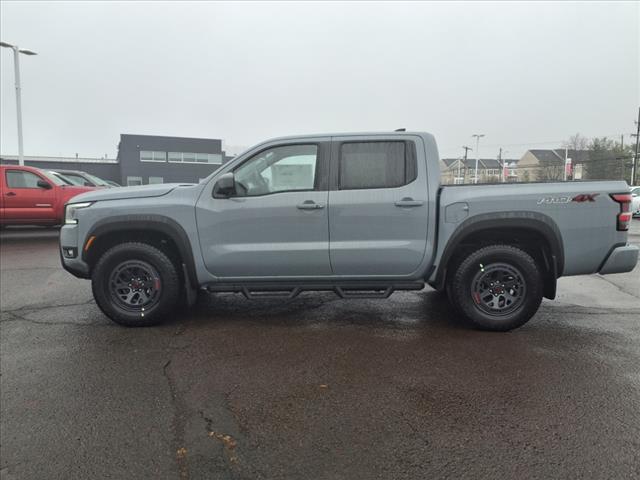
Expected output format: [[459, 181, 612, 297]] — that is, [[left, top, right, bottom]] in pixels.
[[182, 288, 472, 332]]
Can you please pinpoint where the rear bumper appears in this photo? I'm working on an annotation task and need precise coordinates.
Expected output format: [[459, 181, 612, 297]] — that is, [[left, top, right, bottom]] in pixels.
[[599, 244, 639, 275]]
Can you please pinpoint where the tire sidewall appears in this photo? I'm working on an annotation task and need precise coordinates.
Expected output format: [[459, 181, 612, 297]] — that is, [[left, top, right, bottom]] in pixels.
[[452, 246, 543, 331], [92, 243, 179, 326]]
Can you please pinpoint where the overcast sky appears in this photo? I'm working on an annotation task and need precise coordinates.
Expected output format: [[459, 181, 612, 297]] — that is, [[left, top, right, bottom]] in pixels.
[[1, 1, 638, 160]]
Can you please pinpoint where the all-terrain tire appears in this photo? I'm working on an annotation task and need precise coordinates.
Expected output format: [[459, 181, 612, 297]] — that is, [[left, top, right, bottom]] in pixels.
[[447, 245, 543, 331], [92, 242, 180, 327]]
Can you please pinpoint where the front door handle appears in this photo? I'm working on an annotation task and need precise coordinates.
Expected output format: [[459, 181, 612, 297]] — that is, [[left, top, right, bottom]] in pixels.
[[6, 192, 16, 197], [297, 200, 325, 210], [395, 198, 424, 207]]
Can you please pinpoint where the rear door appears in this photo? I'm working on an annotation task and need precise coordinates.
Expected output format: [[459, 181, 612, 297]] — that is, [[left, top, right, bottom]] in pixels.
[[2, 168, 57, 222], [328, 136, 429, 276]]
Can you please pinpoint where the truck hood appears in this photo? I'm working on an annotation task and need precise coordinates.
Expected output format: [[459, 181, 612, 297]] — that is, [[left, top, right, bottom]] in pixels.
[[68, 183, 191, 203]]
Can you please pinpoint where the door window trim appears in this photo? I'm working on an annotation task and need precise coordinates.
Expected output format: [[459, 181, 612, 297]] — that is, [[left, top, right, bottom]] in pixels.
[[229, 142, 329, 197], [5, 169, 50, 189]]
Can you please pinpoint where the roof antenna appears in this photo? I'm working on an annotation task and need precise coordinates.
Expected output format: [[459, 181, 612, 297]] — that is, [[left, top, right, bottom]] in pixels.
[[395, 128, 406, 132]]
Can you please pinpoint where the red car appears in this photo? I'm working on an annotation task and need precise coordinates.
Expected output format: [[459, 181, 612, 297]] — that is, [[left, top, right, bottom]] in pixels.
[[0, 165, 96, 227]]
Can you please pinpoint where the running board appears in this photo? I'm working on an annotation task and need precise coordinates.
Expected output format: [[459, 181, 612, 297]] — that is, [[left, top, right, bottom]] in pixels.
[[205, 281, 424, 300]]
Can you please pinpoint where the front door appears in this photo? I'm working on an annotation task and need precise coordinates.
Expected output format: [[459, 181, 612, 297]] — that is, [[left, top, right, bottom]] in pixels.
[[196, 141, 331, 278], [2, 169, 57, 223], [328, 137, 429, 276]]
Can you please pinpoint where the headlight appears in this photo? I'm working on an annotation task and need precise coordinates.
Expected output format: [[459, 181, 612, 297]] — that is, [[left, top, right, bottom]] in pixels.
[[64, 202, 93, 225]]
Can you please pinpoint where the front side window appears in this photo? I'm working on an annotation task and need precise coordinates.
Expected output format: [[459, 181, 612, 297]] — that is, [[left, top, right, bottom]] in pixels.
[[233, 144, 318, 197], [6, 170, 45, 188], [339, 141, 416, 190]]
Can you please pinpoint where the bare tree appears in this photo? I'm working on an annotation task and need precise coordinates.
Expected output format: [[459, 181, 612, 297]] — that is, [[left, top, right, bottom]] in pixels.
[[563, 133, 590, 151]]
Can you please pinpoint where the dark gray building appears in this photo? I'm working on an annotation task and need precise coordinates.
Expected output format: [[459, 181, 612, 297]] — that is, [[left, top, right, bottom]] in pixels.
[[0, 133, 232, 185], [116, 134, 229, 185]]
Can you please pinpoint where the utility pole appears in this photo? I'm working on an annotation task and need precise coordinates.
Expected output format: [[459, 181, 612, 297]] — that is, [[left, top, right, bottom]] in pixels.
[[0, 41, 38, 166], [498, 147, 505, 183], [472, 134, 485, 184], [633, 107, 640, 185], [462, 146, 472, 183]]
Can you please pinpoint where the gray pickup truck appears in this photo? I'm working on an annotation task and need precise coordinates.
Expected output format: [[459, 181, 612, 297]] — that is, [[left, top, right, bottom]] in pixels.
[[60, 132, 638, 331]]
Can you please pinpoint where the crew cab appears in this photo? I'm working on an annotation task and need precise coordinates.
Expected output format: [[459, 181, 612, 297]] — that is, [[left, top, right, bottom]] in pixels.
[[0, 165, 96, 227], [59, 132, 639, 331]]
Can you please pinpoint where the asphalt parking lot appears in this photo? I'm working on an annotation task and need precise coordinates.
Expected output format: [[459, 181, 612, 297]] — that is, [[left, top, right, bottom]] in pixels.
[[1, 223, 639, 480]]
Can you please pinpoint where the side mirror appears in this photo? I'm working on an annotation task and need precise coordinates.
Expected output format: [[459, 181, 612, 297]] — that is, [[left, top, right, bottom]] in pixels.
[[37, 180, 52, 189], [212, 172, 236, 198]]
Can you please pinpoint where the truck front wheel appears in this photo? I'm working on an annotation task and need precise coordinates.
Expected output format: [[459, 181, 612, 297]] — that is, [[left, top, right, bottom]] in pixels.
[[91, 242, 180, 327], [448, 245, 543, 331]]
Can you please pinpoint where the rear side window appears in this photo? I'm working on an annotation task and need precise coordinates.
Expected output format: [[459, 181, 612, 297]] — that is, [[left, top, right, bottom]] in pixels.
[[6, 170, 43, 188], [339, 141, 417, 190]]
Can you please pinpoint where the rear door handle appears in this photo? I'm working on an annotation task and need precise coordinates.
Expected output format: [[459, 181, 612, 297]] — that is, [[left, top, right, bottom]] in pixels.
[[297, 200, 325, 210], [5, 192, 16, 197], [395, 198, 424, 207]]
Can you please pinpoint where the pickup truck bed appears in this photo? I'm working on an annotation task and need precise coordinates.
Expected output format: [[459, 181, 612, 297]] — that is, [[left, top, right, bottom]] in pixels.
[[59, 131, 638, 331]]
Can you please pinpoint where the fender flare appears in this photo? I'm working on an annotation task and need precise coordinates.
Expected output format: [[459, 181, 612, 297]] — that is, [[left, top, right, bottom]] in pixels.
[[432, 211, 564, 295], [82, 214, 198, 286]]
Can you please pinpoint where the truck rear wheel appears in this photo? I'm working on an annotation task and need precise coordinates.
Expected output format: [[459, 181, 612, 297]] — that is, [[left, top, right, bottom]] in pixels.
[[91, 242, 180, 327], [447, 245, 543, 331]]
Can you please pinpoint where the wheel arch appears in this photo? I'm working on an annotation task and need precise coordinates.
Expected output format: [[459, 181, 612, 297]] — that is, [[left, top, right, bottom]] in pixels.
[[82, 214, 198, 287], [432, 212, 564, 299]]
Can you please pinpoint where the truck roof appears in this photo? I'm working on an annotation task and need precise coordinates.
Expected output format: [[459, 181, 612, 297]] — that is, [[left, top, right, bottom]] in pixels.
[[264, 131, 433, 142]]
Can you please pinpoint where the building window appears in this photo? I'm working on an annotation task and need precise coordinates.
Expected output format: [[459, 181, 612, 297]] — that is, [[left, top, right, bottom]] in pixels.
[[127, 176, 143, 186], [168, 152, 222, 164], [339, 141, 416, 190], [148, 176, 164, 184], [140, 151, 166, 162], [453, 177, 465, 185]]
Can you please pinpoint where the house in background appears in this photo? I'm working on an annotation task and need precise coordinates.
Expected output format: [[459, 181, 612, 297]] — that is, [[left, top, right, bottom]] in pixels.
[[440, 158, 518, 184], [517, 149, 588, 182]]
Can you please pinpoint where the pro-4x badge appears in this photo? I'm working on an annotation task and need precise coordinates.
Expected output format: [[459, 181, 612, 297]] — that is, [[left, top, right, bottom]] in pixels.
[[537, 193, 599, 205]]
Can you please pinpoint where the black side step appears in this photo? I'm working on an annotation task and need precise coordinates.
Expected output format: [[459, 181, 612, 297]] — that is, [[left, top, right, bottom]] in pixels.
[[205, 281, 424, 300]]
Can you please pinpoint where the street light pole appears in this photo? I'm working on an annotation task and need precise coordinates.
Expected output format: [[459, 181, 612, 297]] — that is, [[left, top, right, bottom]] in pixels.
[[1, 41, 37, 166], [472, 134, 485, 184], [633, 107, 640, 185]]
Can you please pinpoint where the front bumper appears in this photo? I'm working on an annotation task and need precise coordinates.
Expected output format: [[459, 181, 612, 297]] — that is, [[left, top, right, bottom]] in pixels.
[[599, 244, 639, 275], [59, 224, 91, 279]]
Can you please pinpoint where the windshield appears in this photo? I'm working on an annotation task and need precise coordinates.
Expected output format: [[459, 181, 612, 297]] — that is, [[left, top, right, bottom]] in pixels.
[[56, 172, 86, 186], [82, 172, 110, 186], [43, 170, 72, 186]]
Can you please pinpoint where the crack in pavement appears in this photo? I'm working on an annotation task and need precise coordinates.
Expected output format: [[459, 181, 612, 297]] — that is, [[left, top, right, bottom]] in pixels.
[[0, 266, 61, 271], [162, 319, 196, 480], [0, 308, 107, 327], [1, 299, 95, 315]]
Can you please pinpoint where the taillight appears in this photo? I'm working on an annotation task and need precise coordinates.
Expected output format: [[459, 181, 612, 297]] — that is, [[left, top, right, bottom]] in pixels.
[[610, 193, 632, 231]]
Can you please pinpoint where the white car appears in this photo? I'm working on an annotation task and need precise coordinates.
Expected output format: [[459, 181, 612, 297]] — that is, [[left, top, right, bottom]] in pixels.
[[631, 186, 640, 218]]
